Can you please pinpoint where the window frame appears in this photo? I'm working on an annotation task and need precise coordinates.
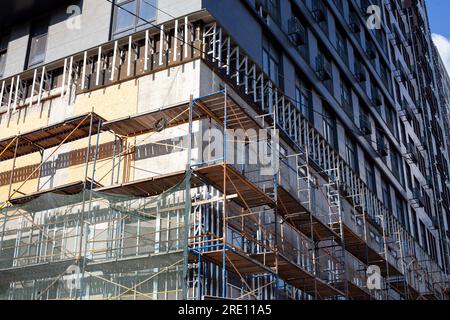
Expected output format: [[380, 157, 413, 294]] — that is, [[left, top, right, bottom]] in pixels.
[[112, 0, 158, 39], [27, 18, 49, 69]]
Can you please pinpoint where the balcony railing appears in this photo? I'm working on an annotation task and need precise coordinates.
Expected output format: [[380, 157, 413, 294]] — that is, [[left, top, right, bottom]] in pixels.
[[0, 14, 447, 298]]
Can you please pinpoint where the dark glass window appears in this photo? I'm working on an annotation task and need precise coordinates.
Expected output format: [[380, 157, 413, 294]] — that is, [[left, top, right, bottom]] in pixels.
[[112, 0, 157, 39], [27, 19, 49, 68], [0, 33, 8, 78], [295, 83, 312, 120], [262, 38, 282, 87], [396, 194, 409, 231], [322, 106, 337, 149], [381, 178, 391, 210], [345, 135, 358, 173], [365, 157, 376, 193]]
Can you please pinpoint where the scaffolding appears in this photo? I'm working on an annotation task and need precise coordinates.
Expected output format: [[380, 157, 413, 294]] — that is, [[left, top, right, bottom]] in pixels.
[[0, 13, 448, 300]]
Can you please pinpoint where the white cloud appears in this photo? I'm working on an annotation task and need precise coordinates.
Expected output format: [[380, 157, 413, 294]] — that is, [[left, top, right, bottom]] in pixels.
[[432, 33, 450, 77]]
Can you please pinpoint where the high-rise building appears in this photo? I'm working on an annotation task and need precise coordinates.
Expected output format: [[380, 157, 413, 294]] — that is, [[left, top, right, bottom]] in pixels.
[[0, 0, 449, 300]]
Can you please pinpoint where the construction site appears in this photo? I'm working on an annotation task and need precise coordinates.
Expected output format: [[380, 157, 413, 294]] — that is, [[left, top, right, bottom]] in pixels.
[[0, 2, 450, 300]]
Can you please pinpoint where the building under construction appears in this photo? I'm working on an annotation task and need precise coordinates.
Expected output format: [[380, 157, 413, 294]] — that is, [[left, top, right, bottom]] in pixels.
[[0, 0, 449, 300]]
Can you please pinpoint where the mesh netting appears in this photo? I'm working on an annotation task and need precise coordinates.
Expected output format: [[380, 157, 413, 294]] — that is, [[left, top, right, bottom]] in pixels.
[[0, 172, 191, 300]]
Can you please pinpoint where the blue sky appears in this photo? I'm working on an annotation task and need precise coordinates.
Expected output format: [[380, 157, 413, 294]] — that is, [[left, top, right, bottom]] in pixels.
[[427, 0, 450, 75], [427, 0, 450, 38]]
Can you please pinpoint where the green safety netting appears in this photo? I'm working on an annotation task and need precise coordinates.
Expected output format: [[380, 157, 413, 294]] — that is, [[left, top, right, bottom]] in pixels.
[[0, 173, 191, 300]]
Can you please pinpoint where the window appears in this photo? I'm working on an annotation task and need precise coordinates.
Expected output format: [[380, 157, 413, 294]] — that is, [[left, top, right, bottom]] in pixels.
[[295, 81, 312, 120], [345, 135, 358, 173], [27, 18, 49, 68], [336, 28, 348, 65], [381, 178, 391, 210], [262, 38, 282, 87], [256, 0, 280, 24], [391, 148, 404, 185], [112, 0, 157, 39], [411, 210, 419, 239], [365, 157, 376, 193], [396, 194, 409, 232], [419, 220, 428, 251], [322, 106, 337, 149], [385, 106, 398, 139], [427, 230, 437, 260], [0, 33, 8, 78], [340, 80, 352, 117]]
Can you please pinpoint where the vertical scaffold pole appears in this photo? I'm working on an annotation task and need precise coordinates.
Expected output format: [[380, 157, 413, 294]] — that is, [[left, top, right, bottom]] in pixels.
[[182, 95, 194, 300], [7, 137, 19, 200], [222, 87, 228, 299], [76, 113, 94, 300], [272, 106, 279, 300]]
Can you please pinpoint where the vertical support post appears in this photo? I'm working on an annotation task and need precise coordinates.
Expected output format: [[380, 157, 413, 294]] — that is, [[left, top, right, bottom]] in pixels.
[[7, 77, 14, 115], [272, 106, 280, 300], [37, 66, 45, 106], [61, 58, 67, 97], [222, 87, 228, 299], [226, 37, 230, 75], [159, 25, 164, 66], [182, 95, 194, 300], [111, 135, 117, 185], [111, 41, 118, 81], [174, 19, 179, 62], [29, 70, 37, 107], [81, 51, 87, 90], [7, 137, 19, 199], [13, 75, 20, 111], [116, 137, 123, 184], [68, 56, 73, 91], [0, 81, 4, 109], [96, 46, 102, 86], [127, 36, 132, 76], [76, 113, 94, 300], [144, 31, 149, 71], [184, 17, 189, 59]]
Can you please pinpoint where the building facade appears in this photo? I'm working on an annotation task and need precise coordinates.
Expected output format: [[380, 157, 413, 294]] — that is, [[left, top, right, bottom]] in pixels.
[[0, 0, 449, 300]]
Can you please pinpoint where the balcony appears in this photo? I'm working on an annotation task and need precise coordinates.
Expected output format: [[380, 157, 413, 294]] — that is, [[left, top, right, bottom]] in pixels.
[[315, 54, 332, 81], [287, 17, 306, 47]]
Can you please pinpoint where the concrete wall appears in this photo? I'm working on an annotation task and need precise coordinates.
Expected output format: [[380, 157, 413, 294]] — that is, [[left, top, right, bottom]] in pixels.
[[2, 24, 30, 78], [1, 0, 112, 79], [45, 0, 112, 63], [156, 0, 202, 24], [203, 0, 262, 65]]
